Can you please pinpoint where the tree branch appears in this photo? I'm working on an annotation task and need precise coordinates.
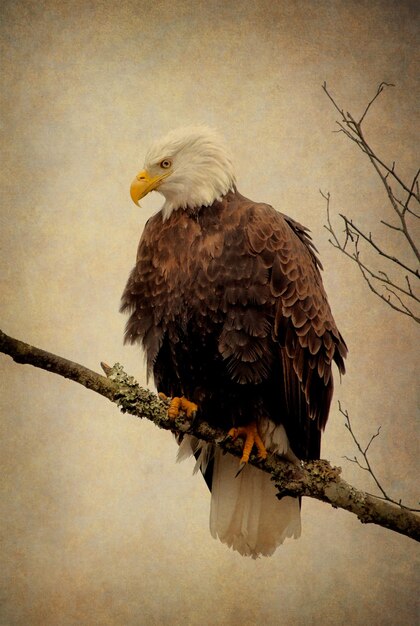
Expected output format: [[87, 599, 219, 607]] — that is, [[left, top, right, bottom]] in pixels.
[[321, 189, 420, 324], [1, 329, 419, 542], [339, 401, 419, 511], [322, 83, 420, 311], [338, 214, 418, 278]]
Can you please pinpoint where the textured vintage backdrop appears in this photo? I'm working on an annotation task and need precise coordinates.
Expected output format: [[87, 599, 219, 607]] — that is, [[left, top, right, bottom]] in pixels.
[[1, 1, 419, 624]]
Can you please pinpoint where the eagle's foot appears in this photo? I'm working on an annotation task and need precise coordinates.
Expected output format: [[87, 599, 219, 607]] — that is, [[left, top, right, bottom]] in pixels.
[[159, 393, 198, 419], [227, 422, 268, 464]]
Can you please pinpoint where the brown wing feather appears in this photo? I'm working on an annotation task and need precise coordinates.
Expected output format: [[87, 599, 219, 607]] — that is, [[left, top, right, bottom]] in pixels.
[[246, 202, 347, 441]]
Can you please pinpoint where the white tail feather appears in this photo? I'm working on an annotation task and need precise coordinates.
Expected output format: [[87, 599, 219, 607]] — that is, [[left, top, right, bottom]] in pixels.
[[178, 424, 302, 558], [209, 447, 301, 558], [176, 435, 213, 476]]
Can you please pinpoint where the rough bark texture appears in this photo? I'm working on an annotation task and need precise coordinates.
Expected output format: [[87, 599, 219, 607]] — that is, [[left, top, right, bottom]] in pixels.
[[1, 329, 418, 542]]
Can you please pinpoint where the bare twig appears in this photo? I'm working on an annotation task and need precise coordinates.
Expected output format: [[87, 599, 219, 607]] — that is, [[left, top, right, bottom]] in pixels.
[[358, 82, 395, 125], [323, 82, 418, 201], [381, 220, 402, 232], [321, 190, 420, 323], [338, 401, 419, 512], [339, 214, 418, 277], [1, 328, 419, 541], [322, 83, 420, 277]]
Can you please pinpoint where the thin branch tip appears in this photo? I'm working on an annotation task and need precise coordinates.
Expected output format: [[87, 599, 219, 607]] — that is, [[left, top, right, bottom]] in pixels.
[[101, 361, 113, 376], [340, 403, 419, 512]]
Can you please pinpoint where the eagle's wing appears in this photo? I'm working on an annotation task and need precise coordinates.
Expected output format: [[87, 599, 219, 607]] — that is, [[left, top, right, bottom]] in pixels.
[[244, 202, 347, 458], [120, 213, 168, 377]]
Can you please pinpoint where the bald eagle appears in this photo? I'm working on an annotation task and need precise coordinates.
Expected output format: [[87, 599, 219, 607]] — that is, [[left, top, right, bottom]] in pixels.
[[121, 126, 347, 557]]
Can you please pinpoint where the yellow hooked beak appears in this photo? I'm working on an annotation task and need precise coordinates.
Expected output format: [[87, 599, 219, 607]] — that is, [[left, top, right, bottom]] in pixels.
[[130, 169, 170, 206]]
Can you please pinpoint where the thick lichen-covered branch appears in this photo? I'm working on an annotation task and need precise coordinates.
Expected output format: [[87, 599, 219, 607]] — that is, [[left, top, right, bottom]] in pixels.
[[1, 329, 419, 542]]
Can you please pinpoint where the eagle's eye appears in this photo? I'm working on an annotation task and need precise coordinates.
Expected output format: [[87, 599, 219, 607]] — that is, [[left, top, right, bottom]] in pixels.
[[160, 159, 172, 169]]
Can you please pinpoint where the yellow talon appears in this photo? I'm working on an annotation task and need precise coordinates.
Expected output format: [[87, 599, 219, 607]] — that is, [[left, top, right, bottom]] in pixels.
[[168, 397, 182, 418], [165, 395, 198, 419], [228, 422, 268, 464]]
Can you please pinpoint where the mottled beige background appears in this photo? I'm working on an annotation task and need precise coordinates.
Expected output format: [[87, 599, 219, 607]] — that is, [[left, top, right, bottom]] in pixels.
[[0, 1, 419, 624]]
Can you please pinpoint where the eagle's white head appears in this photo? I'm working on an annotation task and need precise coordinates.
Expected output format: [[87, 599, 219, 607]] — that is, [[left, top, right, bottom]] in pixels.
[[130, 126, 236, 220]]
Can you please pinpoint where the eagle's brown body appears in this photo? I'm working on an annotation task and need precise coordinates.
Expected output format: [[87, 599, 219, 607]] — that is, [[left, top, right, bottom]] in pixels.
[[121, 189, 347, 466]]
